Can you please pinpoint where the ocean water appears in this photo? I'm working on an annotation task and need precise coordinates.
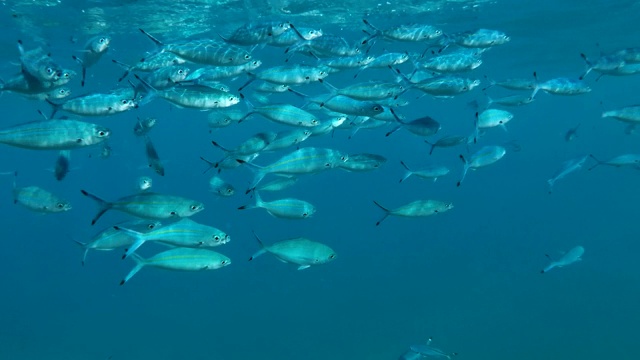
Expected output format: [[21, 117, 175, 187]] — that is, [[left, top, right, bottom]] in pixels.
[[1, 1, 639, 359]]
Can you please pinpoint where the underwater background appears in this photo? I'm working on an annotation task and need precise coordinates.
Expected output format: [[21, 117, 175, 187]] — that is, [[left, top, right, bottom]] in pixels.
[[1, 0, 639, 359]]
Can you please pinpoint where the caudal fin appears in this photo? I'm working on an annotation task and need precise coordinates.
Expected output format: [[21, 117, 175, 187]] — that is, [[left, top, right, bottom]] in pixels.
[[248, 231, 268, 261], [120, 253, 146, 285], [372, 200, 390, 226], [113, 226, 146, 259], [80, 190, 113, 225]]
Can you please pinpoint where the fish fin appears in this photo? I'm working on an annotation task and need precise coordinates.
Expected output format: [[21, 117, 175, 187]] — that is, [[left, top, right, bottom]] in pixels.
[[114, 226, 146, 259], [372, 200, 390, 226], [248, 231, 267, 261], [457, 155, 469, 187], [71, 238, 89, 266], [120, 253, 146, 285], [80, 190, 113, 225], [139, 28, 164, 47], [297, 265, 311, 270], [587, 154, 602, 171]]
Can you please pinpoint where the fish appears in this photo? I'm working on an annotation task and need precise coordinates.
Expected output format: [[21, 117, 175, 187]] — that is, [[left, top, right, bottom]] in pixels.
[[541, 246, 584, 273], [53, 150, 71, 181], [48, 92, 137, 118], [136, 176, 153, 192], [0, 119, 110, 150], [425, 135, 469, 155], [564, 123, 580, 142], [139, 28, 252, 66], [249, 232, 336, 270], [120, 248, 231, 285], [80, 189, 204, 225], [13, 172, 71, 213], [547, 155, 588, 193], [73, 220, 160, 265], [116, 218, 230, 259], [457, 146, 506, 186], [209, 176, 235, 197], [238, 192, 315, 219], [72, 35, 111, 86], [407, 338, 458, 359], [211, 132, 276, 156], [588, 154, 640, 171], [602, 105, 640, 124], [399, 161, 449, 183], [239, 103, 320, 128], [238, 147, 348, 190], [133, 117, 157, 136], [144, 135, 165, 176], [338, 153, 387, 172], [386, 112, 441, 137], [361, 19, 443, 46], [373, 199, 453, 226]]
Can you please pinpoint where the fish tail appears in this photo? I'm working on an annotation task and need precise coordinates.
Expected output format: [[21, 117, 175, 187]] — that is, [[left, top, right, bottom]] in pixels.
[[113, 226, 146, 260], [72, 55, 87, 87], [457, 156, 469, 187], [45, 98, 60, 119], [399, 161, 413, 183], [248, 231, 267, 261], [120, 254, 146, 285], [71, 238, 89, 266], [587, 154, 602, 171], [237, 74, 256, 92], [80, 190, 113, 225], [372, 200, 390, 226], [579, 53, 592, 80], [111, 59, 132, 82]]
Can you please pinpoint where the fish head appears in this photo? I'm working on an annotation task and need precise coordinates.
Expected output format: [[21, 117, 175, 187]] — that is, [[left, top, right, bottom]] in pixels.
[[210, 231, 231, 246], [217, 185, 235, 197], [54, 201, 72, 212], [137, 176, 153, 191], [182, 202, 205, 217], [302, 205, 316, 218], [91, 126, 111, 142], [53, 69, 76, 86], [49, 87, 72, 100], [303, 29, 323, 41], [90, 35, 111, 53]]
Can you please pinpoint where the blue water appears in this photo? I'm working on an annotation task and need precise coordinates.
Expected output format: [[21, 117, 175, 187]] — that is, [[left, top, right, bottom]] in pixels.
[[1, 1, 639, 359]]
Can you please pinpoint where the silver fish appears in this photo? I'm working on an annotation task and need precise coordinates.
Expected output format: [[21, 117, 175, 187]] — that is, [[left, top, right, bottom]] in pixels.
[[0, 119, 110, 150], [80, 190, 204, 225], [249, 233, 336, 270], [457, 145, 506, 186], [13, 172, 71, 213], [541, 246, 584, 273], [547, 155, 588, 193], [120, 248, 231, 285], [238, 192, 315, 219], [373, 199, 453, 226], [144, 135, 164, 176]]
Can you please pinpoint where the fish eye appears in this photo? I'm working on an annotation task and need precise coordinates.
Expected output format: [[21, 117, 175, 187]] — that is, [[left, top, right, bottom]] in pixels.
[[121, 99, 128, 104], [221, 260, 228, 265], [57, 203, 64, 208], [190, 205, 199, 211], [302, 213, 308, 217], [329, 254, 336, 259], [305, 76, 310, 80], [46, 67, 54, 74], [373, 106, 381, 111], [244, 54, 251, 59], [178, 69, 184, 74], [98, 130, 106, 136], [148, 224, 156, 229], [213, 235, 220, 241], [227, 189, 233, 193], [99, 38, 105, 43]]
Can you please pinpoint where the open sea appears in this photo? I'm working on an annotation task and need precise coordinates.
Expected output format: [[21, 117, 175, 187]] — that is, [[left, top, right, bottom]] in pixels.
[[1, 0, 639, 359]]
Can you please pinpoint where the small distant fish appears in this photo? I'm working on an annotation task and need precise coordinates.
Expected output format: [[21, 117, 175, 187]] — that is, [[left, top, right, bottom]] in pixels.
[[338, 153, 387, 172], [541, 246, 584, 273], [547, 155, 588, 193], [13, 172, 71, 213], [53, 150, 71, 181], [564, 123, 580, 142], [249, 232, 336, 270], [405, 338, 458, 360], [457, 146, 506, 186], [133, 117, 157, 136], [136, 176, 153, 191], [424, 135, 469, 155], [373, 199, 453, 226], [120, 248, 231, 285], [144, 135, 164, 176], [209, 175, 235, 197]]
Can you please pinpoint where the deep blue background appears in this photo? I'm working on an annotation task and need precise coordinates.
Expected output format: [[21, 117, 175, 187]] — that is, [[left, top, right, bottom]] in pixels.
[[0, 1, 639, 359]]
